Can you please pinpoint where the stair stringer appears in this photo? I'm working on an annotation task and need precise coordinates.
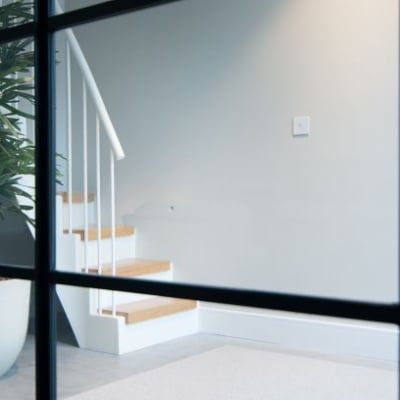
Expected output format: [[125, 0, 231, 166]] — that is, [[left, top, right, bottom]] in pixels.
[[85, 314, 120, 354], [57, 285, 92, 348], [56, 230, 136, 351], [56, 232, 93, 349]]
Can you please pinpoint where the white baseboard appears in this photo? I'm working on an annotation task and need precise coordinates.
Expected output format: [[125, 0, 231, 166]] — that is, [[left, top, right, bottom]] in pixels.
[[199, 303, 398, 362]]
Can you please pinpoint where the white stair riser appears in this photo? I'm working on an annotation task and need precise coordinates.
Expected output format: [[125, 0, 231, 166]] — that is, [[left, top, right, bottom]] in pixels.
[[118, 309, 198, 354], [90, 270, 172, 282], [86, 314, 119, 354], [78, 235, 136, 268], [56, 234, 81, 272], [90, 270, 173, 307], [62, 202, 96, 229], [93, 291, 152, 310], [85, 309, 198, 354]]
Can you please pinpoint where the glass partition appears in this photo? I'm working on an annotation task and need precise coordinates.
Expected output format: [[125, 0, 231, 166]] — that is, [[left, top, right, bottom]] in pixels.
[[0, 34, 35, 269], [56, 285, 398, 399], [0, 278, 35, 399], [47, 0, 400, 398], [55, 0, 398, 303], [0, 1, 36, 394]]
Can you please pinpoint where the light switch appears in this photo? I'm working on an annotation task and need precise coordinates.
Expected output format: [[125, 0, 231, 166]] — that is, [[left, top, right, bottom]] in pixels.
[[293, 116, 310, 136]]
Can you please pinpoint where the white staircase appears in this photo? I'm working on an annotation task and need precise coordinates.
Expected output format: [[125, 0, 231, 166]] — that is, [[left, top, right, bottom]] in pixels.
[[56, 192, 198, 354], [53, 4, 198, 354]]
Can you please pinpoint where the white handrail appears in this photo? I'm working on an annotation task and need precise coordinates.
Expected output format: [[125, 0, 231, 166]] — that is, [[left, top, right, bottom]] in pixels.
[[67, 30, 125, 161], [55, 1, 125, 161]]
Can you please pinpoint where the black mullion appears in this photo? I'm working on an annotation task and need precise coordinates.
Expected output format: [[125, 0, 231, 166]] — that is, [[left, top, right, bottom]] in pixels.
[[48, 0, 182, 32], [34, 0, 56, 399], [393, 0, 400, 396], [52, 271, 400, 325], [0, 22, 34, 44], [0, 265, 34, 280]]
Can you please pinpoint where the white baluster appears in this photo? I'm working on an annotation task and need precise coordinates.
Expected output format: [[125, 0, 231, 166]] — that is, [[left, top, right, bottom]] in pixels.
[[83, 80, 89, 274], [67, 41, 73, 233], [96, 114, 102, 313], [110, 150, 116, 316]]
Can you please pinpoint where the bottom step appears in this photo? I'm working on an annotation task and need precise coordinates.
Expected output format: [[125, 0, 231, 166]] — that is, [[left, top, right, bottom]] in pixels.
[[102, 297, 197, 324]]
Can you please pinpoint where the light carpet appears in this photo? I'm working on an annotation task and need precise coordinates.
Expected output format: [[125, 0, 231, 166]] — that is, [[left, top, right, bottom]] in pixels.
[[66, 345, 397, 400]]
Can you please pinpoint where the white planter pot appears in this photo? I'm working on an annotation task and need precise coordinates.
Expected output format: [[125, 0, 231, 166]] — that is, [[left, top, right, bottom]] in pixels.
[[0, 279, 31, 377]]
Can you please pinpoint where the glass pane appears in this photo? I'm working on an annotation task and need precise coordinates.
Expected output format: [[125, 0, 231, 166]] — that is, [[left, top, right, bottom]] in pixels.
[[0, 1, 34, 30], [55, 0, 398, 303], [0, 278, 35, 399], [56, 285, 398, 399], [0, 35, 35, 268]]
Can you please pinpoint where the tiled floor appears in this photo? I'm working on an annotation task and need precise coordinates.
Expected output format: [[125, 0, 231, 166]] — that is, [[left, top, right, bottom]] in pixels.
[[0, 329, 397, 399]]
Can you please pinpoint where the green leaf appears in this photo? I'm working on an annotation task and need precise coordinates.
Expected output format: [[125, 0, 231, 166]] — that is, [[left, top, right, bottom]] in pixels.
[[0, 0, 61, 227]]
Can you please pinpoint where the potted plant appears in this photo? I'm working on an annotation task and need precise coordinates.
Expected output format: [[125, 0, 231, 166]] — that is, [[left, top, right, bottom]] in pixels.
[[0, 0, 35, 377], [0, 0, 35, 225]]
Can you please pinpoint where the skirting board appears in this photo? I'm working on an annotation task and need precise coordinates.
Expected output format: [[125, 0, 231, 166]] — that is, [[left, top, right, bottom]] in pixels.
[[198, 303, 398, 362]]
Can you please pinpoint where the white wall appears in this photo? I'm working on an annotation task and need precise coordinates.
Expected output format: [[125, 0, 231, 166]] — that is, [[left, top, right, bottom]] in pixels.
[[67, 0, 398, 303]]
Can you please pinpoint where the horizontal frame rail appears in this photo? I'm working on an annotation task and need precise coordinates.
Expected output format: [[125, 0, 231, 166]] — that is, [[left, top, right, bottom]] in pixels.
[[0, 22, 34, 44], [52, 271, 400, 325], [49, 0, 182, 32], [0, 1, 182, 45], [0, 265, 35, 280]]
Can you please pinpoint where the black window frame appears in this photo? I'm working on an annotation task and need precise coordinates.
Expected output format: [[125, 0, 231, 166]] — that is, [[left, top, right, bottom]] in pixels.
[[0, 0, 398, 398]]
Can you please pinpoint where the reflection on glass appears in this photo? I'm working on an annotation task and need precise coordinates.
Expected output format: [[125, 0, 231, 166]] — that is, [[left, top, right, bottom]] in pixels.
[[0, 278, 34, 399], [0, 0, 33, 29], [53, 0, 109, 15], [0, 32, 35, 267]]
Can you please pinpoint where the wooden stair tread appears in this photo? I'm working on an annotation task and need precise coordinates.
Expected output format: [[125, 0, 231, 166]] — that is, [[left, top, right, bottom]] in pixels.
[[88, 258, 170, 277], [102, 297, 197, 324], [58, 192, 95, 203], [65, 225, 134, 240]]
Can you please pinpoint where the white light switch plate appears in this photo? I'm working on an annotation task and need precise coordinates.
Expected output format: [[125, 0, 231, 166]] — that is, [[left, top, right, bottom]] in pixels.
[[293, 116, 310, 136]]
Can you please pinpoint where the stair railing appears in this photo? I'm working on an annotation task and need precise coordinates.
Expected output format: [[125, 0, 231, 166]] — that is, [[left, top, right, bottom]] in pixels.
[[57, 1, 124, 317]]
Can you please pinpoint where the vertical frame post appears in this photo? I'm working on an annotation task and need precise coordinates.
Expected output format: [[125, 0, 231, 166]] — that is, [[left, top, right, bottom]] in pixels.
[[34, 0, 57, 399]]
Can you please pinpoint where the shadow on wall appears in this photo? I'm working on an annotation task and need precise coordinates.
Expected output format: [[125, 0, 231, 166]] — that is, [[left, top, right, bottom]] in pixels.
[[0, 212, 34, 267]]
